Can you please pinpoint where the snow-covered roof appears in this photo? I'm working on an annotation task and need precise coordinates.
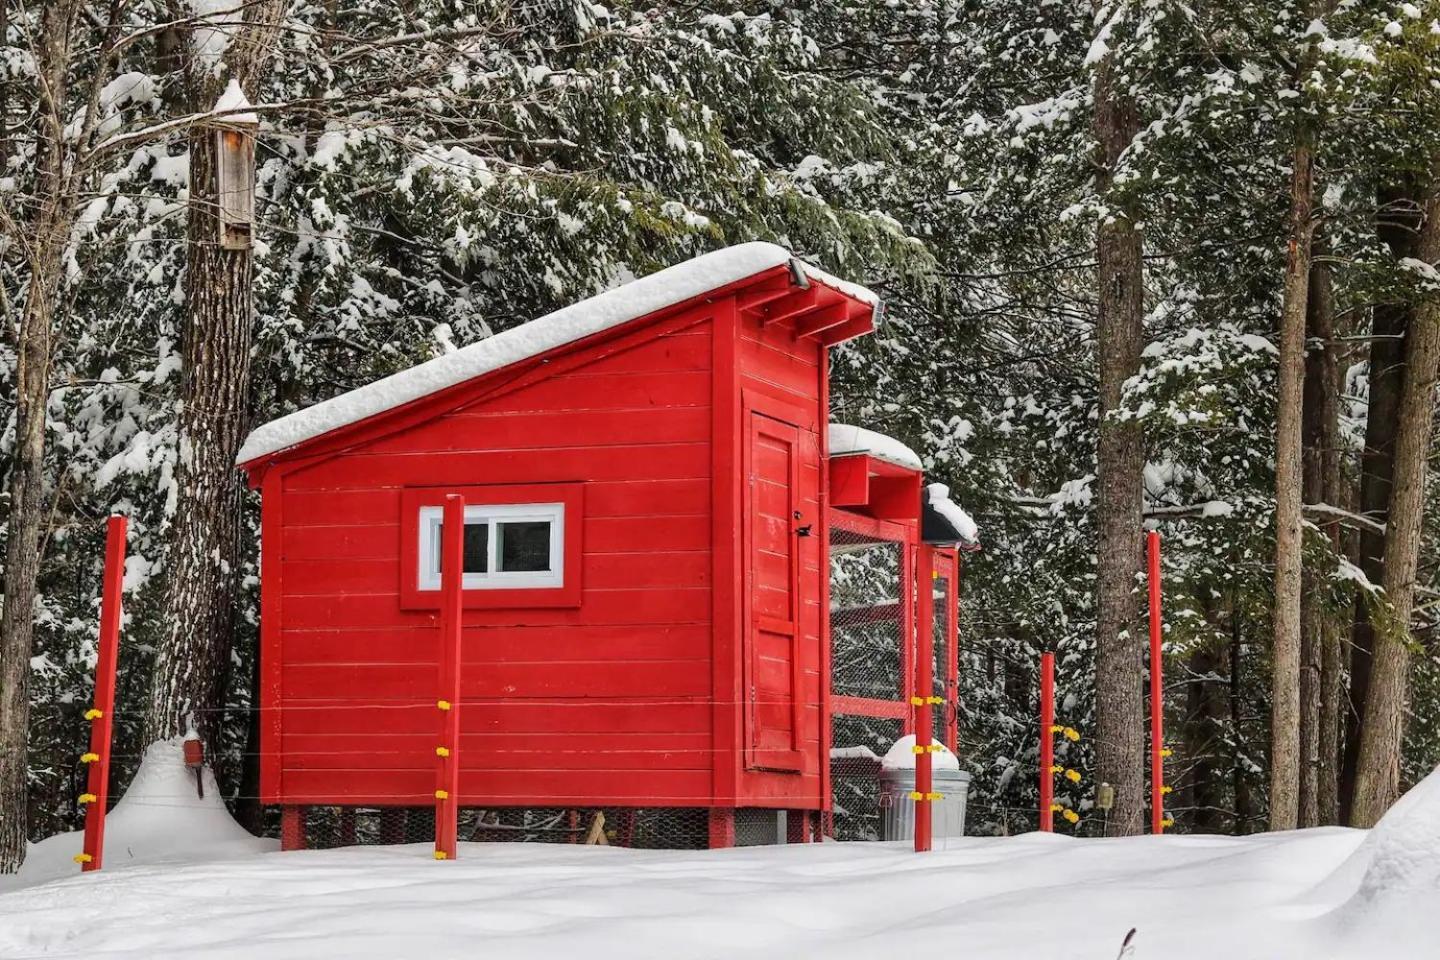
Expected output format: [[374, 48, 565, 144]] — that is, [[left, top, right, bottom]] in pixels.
[[239, 243, 877, 465], [926, 482, 979, 545], [827, 423, 923, 471]]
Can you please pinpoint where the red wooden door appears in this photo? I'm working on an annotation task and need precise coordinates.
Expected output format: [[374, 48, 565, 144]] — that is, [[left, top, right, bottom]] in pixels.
[[743, 408, 808, 772]]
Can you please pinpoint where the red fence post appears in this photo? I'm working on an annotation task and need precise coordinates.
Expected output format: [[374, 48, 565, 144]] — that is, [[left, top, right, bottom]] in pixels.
[[77, 514, 127, 872], [434, 495, 464, 860], [1039, 651, 1055, 833], [913, 544, 935, 853], [1147, 530, 1165, 834]]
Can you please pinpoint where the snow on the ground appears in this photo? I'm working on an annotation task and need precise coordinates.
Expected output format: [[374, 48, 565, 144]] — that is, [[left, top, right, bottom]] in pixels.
[[2, 763, 1438, 959], [0, 738, 273, 895]]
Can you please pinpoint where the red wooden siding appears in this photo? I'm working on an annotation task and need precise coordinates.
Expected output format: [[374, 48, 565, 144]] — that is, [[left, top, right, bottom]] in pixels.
[[731, 309, 828, 807], [267, 318, 718, 806]]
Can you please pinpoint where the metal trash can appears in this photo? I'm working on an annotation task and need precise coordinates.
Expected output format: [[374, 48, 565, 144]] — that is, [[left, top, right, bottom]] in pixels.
[[878, 766, 971, 841]]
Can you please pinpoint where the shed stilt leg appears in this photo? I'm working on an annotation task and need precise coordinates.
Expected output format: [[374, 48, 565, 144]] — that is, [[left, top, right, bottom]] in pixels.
[[281, 805, 307, 851], [787, 810, 811, 844], [708, 808, 735, 849]]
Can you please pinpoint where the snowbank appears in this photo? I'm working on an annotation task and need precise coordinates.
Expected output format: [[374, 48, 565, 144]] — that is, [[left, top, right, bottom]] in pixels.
[[9, 763, 1440, 958], [239, 244, 878, 464], [1318, 765, 1440, 952], [880, 734, 961, 772], [828, 423, 923, 471], [0, 737, 273, 893]]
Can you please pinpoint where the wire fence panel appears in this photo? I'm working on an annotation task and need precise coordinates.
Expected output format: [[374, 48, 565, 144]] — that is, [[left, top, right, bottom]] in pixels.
[[829, 533, 904, 701], [828, 525, 910, 841]]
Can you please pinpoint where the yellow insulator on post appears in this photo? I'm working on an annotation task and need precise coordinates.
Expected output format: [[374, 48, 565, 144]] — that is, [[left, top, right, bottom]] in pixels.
[[927, 696, 944, 705], [433, 851, 448, 860], [78, 793, 97, 804], [81, 753, 99, 764], [1160, 748, 1174, 758], [909, 696, 925, 706], [436, 700, 452, 711], [1050, 802, 1063, 813], [1161, 816, 1175, 829], [1062, 727, 1081, 742], [84, 709, 103, 721], [1050, 764, 1063, 774], [1160, 785, 1173, 795], [912, 745, 925, 755], [73, 853, 93, 864], [908, 791, 926, 801], [1062, 808, 1080, 824], [435, 746, 450, 758], [927, 792, 944, 801], [926, 744, 943, 753], [434, 789, 449, 800], [1049, 724, 1063, 734], [1064, 768, 1082, 784]]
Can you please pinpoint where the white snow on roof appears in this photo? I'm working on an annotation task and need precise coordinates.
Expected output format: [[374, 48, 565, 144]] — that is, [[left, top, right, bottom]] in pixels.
[[827, 423, 923, 471], [213, 78, 257, 124], [239, 243, 877, 465], [927, 482, 979, 544]]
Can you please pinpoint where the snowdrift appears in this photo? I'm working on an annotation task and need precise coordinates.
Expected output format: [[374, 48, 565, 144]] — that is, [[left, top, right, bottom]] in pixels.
[[1317, 764, 1440, 953], [0, 737, 273, 893], [3, 759, 1440, 958]]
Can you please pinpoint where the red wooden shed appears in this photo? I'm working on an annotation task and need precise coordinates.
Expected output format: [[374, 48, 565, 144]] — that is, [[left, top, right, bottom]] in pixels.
[[238, 243, 973, 849]]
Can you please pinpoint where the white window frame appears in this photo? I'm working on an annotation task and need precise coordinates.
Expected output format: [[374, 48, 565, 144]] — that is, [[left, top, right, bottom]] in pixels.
[[417, 502, 565, 592]]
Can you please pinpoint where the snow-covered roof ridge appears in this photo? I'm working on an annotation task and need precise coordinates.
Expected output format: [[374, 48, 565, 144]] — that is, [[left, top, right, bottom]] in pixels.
[[827, 423, 923, 471], [927, 482, 979, 545], [238, 243, 878, 465]]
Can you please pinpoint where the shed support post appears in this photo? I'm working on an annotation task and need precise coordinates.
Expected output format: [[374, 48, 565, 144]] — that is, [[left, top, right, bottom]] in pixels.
[[786, 810, 814, 844], [434, 495, 464, 860], [707, 808, 735, 848], [281, 806, 307, 850]]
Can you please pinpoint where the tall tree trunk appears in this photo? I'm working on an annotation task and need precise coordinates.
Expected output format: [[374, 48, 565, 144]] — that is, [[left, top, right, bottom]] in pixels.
[[1091, 14, 1147, 838], [1340, 183, 1420, 819], [1302, 247, 1345, 826], [143, 4, 282, 747], [1350, 176, 1440, 827], [1270, 125, 1316, 831], [0, 0, 81, 875]]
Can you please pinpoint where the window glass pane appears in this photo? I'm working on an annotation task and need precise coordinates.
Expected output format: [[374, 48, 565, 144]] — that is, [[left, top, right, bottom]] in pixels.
[[498, 521, 551, 572], [435, 521, 489, 575]]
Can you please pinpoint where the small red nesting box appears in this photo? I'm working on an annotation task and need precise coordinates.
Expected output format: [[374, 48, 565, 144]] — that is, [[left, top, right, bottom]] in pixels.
[[238, 244, 912, 844]]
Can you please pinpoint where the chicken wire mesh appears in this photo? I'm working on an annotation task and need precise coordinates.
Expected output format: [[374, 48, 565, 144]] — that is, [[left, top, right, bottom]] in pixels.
[[828, 533, 904, 701], [828, 526, 910, 841], [300, 805, 718, 850]]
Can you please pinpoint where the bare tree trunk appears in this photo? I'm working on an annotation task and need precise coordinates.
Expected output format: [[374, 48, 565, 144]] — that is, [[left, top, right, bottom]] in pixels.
[[143, 4, 282, 747], [0, 0, 82, 875], [1340, 184, 1420, 819], [1270, 126, 1316, 831], [1091, 18, 1147, 838], [1299, 242, 1338, 827], [1350, 177, 1440, 827], [1302, 247, 1345, 826]]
